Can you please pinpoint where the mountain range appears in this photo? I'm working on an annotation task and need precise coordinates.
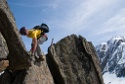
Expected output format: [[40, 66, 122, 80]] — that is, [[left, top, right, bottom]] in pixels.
[[96, 36, 125, 84]]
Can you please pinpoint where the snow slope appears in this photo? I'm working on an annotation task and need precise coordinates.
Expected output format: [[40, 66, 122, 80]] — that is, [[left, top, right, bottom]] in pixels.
[[103, 72, 125, 84]]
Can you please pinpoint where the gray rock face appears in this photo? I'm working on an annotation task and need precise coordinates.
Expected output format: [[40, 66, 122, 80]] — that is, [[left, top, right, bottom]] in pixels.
[[0, 0, 30, 70], [23, 59, 54, 84], [0, 32, 9, 59], [47, 35, 104, 84], [0, 59, 54, 84]]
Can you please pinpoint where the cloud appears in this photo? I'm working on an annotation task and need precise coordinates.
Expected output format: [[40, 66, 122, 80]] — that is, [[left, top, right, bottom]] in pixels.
[[8, 0, 125, 47], [8, 2, 42, 8], [95, 8, 125, 35], [8, 0, 60, 9], [56, 0, 118, 33], [46, 3, 59, 9], [41, 0, 123, 45], [45, 0, 61, 9]]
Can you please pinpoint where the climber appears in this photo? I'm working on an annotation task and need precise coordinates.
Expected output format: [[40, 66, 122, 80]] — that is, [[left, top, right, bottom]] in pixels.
[[19, 23, 49, 61]]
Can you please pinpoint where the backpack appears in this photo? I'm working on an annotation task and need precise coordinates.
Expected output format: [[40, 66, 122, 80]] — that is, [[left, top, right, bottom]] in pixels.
[[33, 23, 49, 33]]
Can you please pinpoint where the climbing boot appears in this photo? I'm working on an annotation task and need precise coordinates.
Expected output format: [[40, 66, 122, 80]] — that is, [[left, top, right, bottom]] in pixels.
[[38, 55, 45, 61]]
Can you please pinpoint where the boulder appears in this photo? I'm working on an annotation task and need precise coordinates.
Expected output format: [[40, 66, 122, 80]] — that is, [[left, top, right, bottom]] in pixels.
[[0, 58, 54, 84], [47, 35, 104, 84]]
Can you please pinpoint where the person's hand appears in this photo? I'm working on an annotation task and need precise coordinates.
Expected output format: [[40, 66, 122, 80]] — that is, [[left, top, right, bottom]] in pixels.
[[29, 49, 34, 56], [31, 51, 34, 56]]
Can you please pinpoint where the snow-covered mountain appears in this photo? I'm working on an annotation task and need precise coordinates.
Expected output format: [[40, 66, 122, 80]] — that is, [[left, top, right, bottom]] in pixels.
[[96, 36, 125, 84]]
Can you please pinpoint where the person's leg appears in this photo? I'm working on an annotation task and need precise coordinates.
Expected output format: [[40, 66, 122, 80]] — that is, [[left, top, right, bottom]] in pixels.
[[35, 44, 45, 61], [35, 36, 47, 61], [31, 42, 44, 61]]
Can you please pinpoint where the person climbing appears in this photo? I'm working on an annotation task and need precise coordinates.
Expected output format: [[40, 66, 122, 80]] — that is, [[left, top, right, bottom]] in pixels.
[[19, 23, 49, 61]]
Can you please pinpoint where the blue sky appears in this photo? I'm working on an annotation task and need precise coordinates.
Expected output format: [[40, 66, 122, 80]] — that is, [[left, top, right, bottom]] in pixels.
[[7, 0, 125, 53]]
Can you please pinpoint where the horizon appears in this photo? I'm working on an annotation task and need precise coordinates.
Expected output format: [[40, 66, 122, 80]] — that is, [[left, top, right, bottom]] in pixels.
[[7, 0, 125, 53]]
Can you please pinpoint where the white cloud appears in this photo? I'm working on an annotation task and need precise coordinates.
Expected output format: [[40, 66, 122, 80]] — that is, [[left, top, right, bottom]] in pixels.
[[58, 0, 118, 33], [95, 8, 125, 35]]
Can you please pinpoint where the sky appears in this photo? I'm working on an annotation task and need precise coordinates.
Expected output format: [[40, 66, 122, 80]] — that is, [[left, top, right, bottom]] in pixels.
[[7, 0, 125, 53]]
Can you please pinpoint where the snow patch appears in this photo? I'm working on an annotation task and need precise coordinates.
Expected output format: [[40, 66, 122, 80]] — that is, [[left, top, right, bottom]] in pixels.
[[103, 72, 125, 84]]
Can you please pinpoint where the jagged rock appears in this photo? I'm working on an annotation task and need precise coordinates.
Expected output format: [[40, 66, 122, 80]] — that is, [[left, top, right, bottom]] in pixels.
[[0, 58, 54, 84], [0, 0, 31, 70], [47, 34, 104, 84], [0, 32, 9, 59], [0, 32, 9, 72], [24, 58, 54, 84]]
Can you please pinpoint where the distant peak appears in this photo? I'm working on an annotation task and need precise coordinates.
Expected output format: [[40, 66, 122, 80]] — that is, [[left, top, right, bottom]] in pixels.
[[107, 36, 125, 45], [96, 36, 125, 50], [110, 36, 125, 41]]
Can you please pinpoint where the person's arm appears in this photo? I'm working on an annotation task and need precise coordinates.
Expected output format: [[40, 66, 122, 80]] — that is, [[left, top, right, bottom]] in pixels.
[[31, 38, 37, 54]]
